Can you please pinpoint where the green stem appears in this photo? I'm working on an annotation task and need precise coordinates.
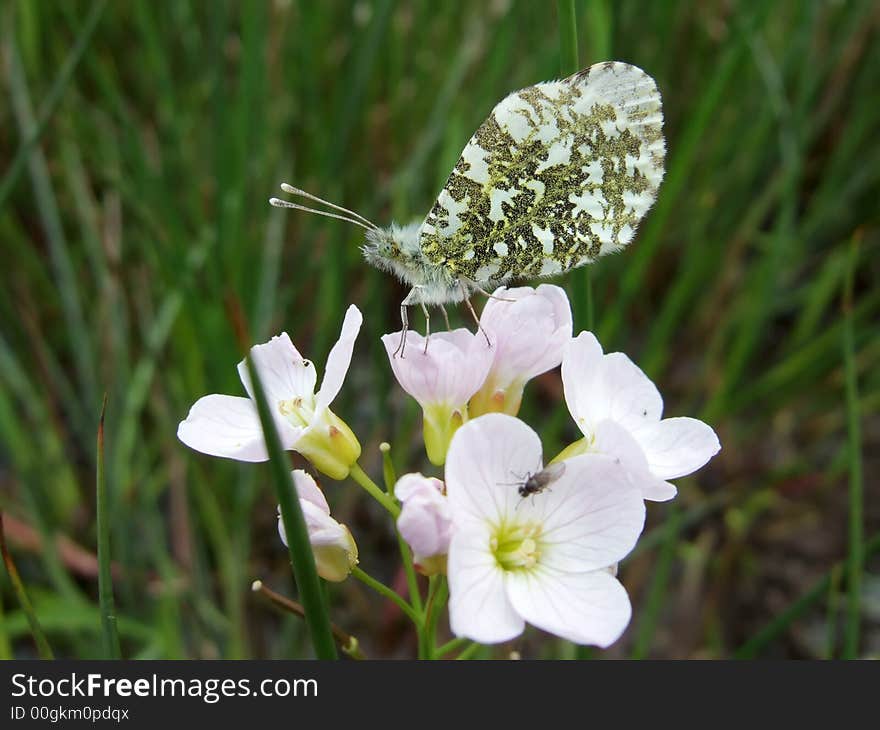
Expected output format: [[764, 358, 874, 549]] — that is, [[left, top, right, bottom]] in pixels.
[[350, 462, 400, 517], [246, 356, 337, 659], [96, 396, 121, 658], [0, 512, 53, 659], [380, 442, 397, 496], [556, 0, 579, 75], [396, 532, 423, 614], [455, 642, 482, 660], [842, 235, 863, 659], [351, 566, 420, 624], [423, 576, 448, 659], [435, 636, 469, 659]]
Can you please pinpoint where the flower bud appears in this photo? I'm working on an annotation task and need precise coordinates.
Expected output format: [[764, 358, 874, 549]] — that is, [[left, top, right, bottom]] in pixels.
[[294, 409, 362, 480], [395, 473, 451, 576], [278, 470, 358, 582]]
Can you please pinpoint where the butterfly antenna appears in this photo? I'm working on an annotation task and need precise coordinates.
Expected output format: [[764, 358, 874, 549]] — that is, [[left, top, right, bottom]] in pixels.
[[276, 182, 380, 230], [268, 197, 376, 231]]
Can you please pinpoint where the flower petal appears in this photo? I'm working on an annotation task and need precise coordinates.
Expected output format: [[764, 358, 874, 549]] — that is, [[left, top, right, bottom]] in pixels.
[[315, 305, 363, 414], [448, 526, 524, 643], [394, 473, 444, 502], [631, 416, 721, 480], [381, 329, 493, 408], [291, 469, 330, 514], [397, 489, 452, 562], [562, 332, 663, 437], [593, 420, 678, 502], [177, 394, 271, 462], [445, 413, 544, 525], [529, 453, 645, 572], [237, 332, 317, 406], [506, 567, 632, 647], [479, 284, 572, 384]]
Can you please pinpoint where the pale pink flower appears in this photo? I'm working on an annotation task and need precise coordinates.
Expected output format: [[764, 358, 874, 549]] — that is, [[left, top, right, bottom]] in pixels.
[[395, 473, 451, 575], [445, 413, 645, 647], [470, 285, 572, 416], [381, 329, 494, 465]]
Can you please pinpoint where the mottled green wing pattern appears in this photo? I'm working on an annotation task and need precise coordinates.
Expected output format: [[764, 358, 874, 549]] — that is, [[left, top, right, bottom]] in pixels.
[[418, 62, 665, 285]]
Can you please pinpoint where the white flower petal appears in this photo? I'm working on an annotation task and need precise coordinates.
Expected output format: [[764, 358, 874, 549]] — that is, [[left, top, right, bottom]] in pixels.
[[382, 328, 493, 407], [177, 394, 272, 462], [291, 469, 329, 514], [506, 567, 632, 647], [237, 332, 317, 406], [631, 416, 721, 480], [445, 413, 543, 525], [480, 284, 572, 384], [448, 527, 524, 643], [562, 331, 605, 431], [532, 453, 645, 572], [562, 332, 662, 437], [593, 420, 678, 502], [315, 305, 363, 414]]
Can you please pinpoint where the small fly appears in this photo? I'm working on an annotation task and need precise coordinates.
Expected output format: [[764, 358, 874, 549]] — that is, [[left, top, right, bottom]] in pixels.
[[515, 462, 566, 499]]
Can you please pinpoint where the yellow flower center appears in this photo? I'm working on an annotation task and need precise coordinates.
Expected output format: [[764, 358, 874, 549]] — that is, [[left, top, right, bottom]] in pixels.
[[278, 396, 315, 428], [490, 521, 543, 571]]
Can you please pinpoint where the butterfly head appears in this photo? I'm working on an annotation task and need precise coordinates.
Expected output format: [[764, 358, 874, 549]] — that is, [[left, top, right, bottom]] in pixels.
[[362, 223, 461, 304]]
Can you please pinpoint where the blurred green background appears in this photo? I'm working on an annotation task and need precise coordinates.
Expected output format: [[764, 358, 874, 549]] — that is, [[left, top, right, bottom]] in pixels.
[[0, 0, 877, 659]]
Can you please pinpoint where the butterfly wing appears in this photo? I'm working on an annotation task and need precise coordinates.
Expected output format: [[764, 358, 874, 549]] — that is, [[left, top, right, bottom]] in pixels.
[[418, 61, 665, 286]]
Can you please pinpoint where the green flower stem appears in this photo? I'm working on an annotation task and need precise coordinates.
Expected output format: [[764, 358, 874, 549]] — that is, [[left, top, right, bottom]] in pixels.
[[379, 442, 397, 496], [435, 636, 469, 659], [455, 642, 482, 660], [246, 356, 337, 660], [351, 566, 420, 624], [350, 462, 400, 517], [96, 396, 121, 658], [423, 576, 449, 659], [396, 532, 423, 615]]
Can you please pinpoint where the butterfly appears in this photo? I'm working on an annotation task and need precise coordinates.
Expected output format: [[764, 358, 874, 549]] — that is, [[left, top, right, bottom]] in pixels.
[[271, 61, 665, 354]]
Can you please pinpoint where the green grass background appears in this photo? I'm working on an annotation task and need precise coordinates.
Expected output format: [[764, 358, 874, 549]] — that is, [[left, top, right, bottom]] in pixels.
[[0, 0, 877, 659]]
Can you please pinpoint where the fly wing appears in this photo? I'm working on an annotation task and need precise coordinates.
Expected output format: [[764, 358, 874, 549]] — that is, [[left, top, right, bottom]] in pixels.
[[418, 62, 665, 287]]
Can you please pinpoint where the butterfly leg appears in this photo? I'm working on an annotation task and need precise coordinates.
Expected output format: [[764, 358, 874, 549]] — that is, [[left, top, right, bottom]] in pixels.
[[421, 302, 431, 353], [461, 277, 515, 303], [463, 296, 491, 347], [439, 304, 451, 332], [394, 287, 424, 358]]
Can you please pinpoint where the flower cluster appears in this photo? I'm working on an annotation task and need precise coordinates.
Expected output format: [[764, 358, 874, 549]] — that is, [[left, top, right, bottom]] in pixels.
[[178, 285, 720, 653]]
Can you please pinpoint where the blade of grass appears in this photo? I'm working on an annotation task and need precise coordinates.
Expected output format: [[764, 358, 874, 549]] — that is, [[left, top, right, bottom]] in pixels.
[[630, 504, 679, 659], [841, 234, 863, 659], [96, 395, 121, 658], [735, 532, 880, 659], [0, 0, 108, 210], [5, 31, 98, 411], [243, 354, 337, 659], [0, 512, 54, 659]]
